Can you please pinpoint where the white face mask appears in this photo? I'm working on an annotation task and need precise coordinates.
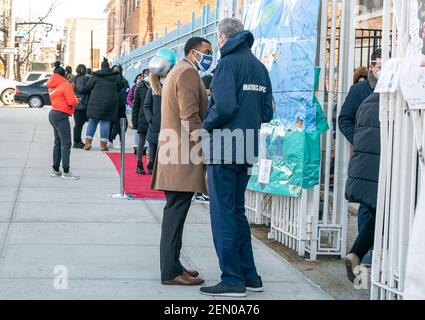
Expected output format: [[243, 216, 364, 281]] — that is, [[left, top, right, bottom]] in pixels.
[[160, 78, 165, 85], [374, 70, 381, 79]]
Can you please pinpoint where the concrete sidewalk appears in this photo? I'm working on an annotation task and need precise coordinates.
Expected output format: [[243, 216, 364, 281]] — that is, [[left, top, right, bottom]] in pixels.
[[0, 107, 331, 300]]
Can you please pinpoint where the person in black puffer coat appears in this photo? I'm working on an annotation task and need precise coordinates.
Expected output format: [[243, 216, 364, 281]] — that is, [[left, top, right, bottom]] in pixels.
[[83, 58, 122, 151], [73, 64, 90, 149], [128, 69, 150, 155], [344, 92, 381, 283], [109, 64, 130, 148]]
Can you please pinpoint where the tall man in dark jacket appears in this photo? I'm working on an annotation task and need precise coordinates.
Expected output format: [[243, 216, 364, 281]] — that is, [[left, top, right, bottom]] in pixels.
[[200, 18, 274, 298], [344, 93, 381, 283], [338, 49, 381, 241]]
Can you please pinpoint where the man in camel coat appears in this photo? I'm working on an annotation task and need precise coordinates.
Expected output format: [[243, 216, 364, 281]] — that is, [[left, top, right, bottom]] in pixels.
[[151, 37, 213, 286]]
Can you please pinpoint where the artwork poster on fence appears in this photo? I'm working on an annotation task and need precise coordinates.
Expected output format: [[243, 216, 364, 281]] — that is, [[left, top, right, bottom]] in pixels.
[[244, 0, 328, 197]]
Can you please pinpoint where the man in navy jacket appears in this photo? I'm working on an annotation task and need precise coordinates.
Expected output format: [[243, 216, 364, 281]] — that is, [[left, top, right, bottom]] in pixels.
[[200, 18, 274, 298]]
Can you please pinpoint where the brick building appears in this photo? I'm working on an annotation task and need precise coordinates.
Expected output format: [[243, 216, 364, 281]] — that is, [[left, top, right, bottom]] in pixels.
[[105, 0, 141, 60], [139, 0, 216, 45], [63, 18, 107, 70], [105, 0, 216, 60]]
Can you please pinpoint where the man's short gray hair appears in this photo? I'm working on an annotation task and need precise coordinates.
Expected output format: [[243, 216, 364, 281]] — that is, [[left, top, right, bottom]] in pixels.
[[218, 18, 244, 39]]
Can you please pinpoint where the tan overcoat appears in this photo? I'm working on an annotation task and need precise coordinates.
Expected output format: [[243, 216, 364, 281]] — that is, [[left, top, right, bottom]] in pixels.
[[151, 60, 208, 194]]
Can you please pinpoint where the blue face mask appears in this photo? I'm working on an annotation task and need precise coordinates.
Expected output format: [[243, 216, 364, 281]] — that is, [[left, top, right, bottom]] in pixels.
[[194, 50, 213, 72]]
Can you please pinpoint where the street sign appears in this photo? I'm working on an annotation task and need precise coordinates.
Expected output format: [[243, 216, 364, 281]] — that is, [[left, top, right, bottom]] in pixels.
[[0, 47, 19, 55]]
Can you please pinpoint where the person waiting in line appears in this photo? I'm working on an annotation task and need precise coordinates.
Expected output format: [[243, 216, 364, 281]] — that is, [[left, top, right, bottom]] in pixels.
[[200, 18, 274, 298], [133, 70, 151, 175], [128, 70, 150, 156], [47, 62, 79, 180], [353, 66, 369, 84], [151, 37, 212, 286], [87, 68, 93, 77], [83, 58, 122, 152], [338, 48, 381, 266], [143, 48, 176, 175], [344, 92, 381, 283], [109, 65, 130, 149], [72, 64, 90, 149], [65, 66, 75, 84]]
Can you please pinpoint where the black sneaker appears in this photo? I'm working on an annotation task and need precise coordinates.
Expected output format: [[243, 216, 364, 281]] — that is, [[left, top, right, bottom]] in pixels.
[[200, 282, 247, 298], [73, 142, 85, 149], [246, 276, 263, 292], [194, 193, 210, 204]]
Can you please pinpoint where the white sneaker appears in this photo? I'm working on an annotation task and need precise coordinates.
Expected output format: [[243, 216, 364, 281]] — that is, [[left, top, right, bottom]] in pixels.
[[114, 144, 121, 150], [50, 170, 62, 178], [108, 142, 114, 149], [61, 172, 80, 180]]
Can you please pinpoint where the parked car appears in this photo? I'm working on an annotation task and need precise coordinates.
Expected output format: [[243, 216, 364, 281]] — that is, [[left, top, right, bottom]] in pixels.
[[14, 78, 51, 108], [22, 72, 52, 84], [0, 77, 18, 106]]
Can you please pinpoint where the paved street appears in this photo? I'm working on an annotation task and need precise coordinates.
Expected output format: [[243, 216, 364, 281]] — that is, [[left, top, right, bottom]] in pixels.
[[0, 106, 331, 300]]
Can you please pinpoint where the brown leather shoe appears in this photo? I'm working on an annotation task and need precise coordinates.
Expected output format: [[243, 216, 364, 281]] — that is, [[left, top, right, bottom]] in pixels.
[[183, 268, 200, 278], [162, 273, 204, 286]]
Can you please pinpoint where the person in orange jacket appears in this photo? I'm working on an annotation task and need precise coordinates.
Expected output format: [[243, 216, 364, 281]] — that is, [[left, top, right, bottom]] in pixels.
[[47, 61, 80, 180]]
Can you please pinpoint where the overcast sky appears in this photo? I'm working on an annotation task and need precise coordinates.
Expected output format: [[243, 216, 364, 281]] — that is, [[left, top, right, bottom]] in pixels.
[[14, 0, 109, 45]]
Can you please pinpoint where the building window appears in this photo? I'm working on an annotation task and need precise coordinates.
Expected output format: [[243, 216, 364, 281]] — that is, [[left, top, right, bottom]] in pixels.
[[358, 0, 384, 13]]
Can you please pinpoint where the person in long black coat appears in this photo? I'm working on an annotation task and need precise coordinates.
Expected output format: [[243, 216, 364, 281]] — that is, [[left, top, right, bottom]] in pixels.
[[133, 77, 150, 174], [83, 58, 122, 151], [109, 65, 130, 147], [143, 79, 163, 174], [72, 64, 90, 149], [344, 93, 381, 284]]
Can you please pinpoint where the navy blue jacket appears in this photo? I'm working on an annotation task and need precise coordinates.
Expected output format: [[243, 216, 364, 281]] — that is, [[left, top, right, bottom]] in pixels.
[[345, 93, 380, 209], [338, 80, 374, 145], [202, 31, 274, 165]]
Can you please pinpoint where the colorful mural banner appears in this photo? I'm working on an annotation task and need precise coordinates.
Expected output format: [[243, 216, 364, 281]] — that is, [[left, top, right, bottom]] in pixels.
[[245, 0, 328, 197]]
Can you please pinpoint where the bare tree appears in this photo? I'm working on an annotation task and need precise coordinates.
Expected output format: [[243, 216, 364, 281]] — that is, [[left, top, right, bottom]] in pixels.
[[14, 0, 62, 80]]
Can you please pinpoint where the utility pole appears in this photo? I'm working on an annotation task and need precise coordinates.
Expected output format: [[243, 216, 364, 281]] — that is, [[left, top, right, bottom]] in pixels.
[[7, 0, 15, 79]]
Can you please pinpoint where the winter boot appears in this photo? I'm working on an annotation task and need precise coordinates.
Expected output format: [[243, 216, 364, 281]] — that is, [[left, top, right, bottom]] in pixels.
[[147, 161, 154, 175], [137, 161, 146, 175], [100, 141, 109, 152], [84, 138, 93, 151]]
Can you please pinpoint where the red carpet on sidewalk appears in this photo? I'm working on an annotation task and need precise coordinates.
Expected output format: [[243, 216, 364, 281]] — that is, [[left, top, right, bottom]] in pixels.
[[106, 152, 165, 200]]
